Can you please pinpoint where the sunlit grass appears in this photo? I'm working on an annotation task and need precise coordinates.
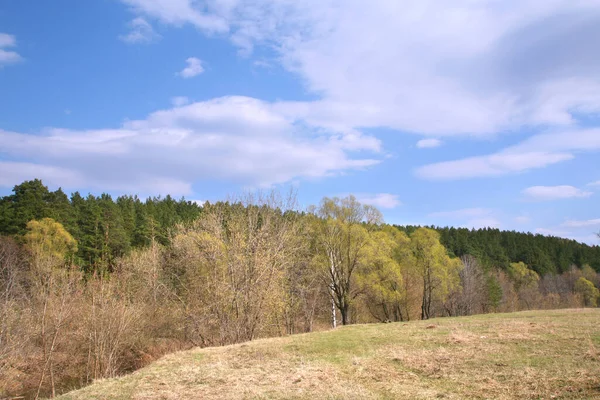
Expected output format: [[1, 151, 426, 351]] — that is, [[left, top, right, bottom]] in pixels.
[[57, 309, 600, 400]]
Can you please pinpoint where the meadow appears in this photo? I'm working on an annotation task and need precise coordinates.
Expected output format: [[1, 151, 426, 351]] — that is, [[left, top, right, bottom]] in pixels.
[[57, 309, 600, 400]]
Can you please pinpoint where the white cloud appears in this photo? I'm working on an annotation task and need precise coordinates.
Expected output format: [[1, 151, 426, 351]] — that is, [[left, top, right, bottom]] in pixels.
[[535, 227, 599, 244], [171, 96, 190, 107], [416, 139, 442, 149], [588, 180, 600, 186], [253, 59, 273, 69], [0, 161, 84, 188], [111, 1, 600, 185], [119, 17, 161, 44], [116, 1, 600, 138], [0, 96, 381, 195], [562, 218, 600, 228], [515, 215, 531, 224], [415, 127, 600, 180], [0, 33, 22, 67], [0, 33, 16, 48], [354, 193, 401, 209], [416, 151, 573, 180], [522, 185, 593, 201], [120, 0, 228, 33], [179, 57, 204, 78]]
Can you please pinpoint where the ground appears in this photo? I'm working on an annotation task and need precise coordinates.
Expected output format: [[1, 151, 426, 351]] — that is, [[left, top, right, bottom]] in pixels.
[[57, 309, 600, 400]]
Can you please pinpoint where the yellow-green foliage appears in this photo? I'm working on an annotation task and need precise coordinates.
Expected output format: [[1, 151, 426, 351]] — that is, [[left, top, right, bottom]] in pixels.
[[575, 277, 599, 307], [24, 217, 78, 264], [508, 261, 539, 290], [410, 228, 462, 319], [581, 265, 599, 286], [311, 195, 384, 325], [357, 228, 412, 321]]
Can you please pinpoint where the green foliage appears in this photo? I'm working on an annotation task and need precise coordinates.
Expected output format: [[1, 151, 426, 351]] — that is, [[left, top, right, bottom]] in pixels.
[[507, 261, 540, 290], [311, 195, 383, 325], [396, 225, 600, 274], [0, 180, 202, 272], [2, 178, 599, 285], [574, 277, 599, 307], [24, 217, 78, 262], [410, 228, 462, 319], [485, 274, 503, 311], [357, 228, 410, 322]]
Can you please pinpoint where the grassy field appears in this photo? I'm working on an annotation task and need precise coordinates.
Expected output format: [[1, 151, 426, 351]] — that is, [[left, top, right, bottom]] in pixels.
[[57, 309, 600, 400]]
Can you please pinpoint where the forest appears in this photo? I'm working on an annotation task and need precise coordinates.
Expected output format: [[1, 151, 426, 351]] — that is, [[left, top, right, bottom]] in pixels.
[[1, 179, 599, 398]]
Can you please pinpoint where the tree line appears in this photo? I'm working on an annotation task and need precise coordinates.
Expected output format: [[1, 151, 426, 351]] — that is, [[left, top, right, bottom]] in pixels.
[[2, 180, 598, 275], [0, 179, 203, 270], [399, 225, 600, 275], [0, 180, 599, 398]]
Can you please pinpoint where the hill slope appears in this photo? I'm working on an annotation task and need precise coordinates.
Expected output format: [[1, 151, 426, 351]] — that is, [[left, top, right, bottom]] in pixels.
[[58, 309, 600, 400]]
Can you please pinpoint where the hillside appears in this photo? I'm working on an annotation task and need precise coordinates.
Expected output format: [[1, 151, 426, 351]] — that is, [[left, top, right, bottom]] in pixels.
[[57, 309, 600, 400], [2, 180, 598, 274]]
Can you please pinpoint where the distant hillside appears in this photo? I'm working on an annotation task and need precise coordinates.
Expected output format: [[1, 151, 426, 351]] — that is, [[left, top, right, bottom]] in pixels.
[[57, 309, 600, 400], [2, 180, 598, 274], [396, 225, 600, 274]]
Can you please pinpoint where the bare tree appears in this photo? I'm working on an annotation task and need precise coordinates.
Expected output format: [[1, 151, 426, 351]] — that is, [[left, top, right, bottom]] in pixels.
[[0, 237, 29, 395], [172, 191, 304, 344], [457, 255, 486, 316]]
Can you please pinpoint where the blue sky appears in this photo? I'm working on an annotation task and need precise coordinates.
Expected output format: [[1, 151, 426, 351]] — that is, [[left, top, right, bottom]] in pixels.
[[1, 0, 599, 244]]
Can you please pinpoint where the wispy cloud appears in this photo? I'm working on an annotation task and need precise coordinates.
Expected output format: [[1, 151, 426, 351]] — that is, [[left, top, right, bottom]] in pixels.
[[354, 193, 401, 209], [178, 57, 204, 78], [416, 151, 572, 180], [118, 1, 600, 137], [119, 17, 160, 44], [0, 96, 381, 195], [0, 33, 22, 67], [253, 59, 272, 69], [120, 0, 228, 33], [522, 185, 592, 201], [416, 127, 600, 180], [0, 33, 16, 48], [114, 1, 600, 185], [515, 215, 531, 224], [171, 96, 190, 107], [562, 218, 600, 228], [416, 138, 442, 149]]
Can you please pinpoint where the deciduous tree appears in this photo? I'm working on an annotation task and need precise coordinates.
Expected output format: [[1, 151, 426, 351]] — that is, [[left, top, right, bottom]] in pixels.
[[410, 228, 462, 320], [311, 195, 382, 326]]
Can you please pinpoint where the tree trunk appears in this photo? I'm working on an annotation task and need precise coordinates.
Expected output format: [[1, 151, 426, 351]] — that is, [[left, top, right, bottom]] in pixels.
[[330, 296, 337, 328], [340, 303, 349, 325]]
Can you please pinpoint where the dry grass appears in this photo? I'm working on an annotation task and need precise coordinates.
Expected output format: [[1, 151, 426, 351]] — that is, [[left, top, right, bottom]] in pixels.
[[56, 309, 600, 400]]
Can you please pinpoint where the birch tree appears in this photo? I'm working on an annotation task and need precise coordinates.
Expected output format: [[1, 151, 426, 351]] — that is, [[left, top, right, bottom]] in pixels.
[[312, 196, 382, 326]]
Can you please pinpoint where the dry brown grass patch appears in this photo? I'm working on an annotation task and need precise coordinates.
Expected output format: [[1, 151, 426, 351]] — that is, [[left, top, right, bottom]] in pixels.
[[57, 309, 600, 400]]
